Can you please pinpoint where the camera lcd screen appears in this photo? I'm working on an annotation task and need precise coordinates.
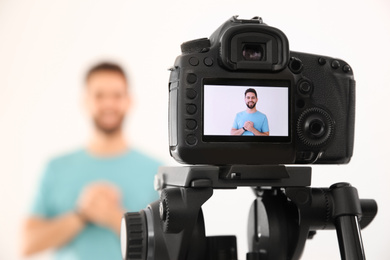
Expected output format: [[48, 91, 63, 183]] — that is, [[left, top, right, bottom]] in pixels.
[[203, 79, 290, 142]]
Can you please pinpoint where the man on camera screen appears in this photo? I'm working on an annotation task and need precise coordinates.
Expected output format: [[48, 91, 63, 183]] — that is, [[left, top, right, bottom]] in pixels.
[[231, 88, 269, 136]]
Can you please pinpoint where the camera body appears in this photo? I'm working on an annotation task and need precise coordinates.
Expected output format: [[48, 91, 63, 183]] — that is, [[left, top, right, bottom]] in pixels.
[[169, 16, 355, 165]]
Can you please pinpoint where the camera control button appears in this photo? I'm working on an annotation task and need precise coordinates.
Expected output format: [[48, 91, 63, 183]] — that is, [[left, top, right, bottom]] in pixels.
[[186, 73, 197, 84], [318, 57, 327, 65], [289, 57, 303, 74], [186, 119, 197, 130], [343, 65, 351, 73], [186, 89, 197, 99], [186, 104, 197, 114], [299, 81, 311, 94], [331, 60, 340, 69], [189, 57, 199, 66], [186, 135, 197, 145], [204, 57, 213, 66]]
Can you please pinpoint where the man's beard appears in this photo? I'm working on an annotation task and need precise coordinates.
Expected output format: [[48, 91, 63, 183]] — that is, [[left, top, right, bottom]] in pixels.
[[93, 114, 125, 135], [246, 101, 256, 109]]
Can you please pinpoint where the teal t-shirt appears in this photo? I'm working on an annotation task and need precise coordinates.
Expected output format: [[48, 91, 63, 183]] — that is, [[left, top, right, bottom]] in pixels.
[[30, 148, 161, 260], [232, 111, 269, 135]]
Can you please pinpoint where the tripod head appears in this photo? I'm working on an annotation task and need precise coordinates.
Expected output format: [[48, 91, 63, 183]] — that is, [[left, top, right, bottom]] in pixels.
[[121, 165, 377, 260]]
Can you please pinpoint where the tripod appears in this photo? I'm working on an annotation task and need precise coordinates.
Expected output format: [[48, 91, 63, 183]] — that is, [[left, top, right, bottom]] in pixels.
[[152, 165, 377, 260]]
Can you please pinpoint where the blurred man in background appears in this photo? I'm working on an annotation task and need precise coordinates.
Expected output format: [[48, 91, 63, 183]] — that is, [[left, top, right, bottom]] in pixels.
[[22, 62, 161, 259]]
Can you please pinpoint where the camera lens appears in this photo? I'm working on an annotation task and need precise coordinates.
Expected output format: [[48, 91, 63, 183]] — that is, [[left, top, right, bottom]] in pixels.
[[242, 44, 264, 61]]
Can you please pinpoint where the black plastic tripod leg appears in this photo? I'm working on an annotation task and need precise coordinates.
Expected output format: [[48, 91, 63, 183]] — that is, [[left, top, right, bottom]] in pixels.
[[331, 183, 366, 260], [335, 215, 365, 260]]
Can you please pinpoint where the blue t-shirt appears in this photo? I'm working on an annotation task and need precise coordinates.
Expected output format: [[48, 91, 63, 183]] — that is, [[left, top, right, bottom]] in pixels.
[[232, 111, 269, 136], [30, 148, 161, 260]]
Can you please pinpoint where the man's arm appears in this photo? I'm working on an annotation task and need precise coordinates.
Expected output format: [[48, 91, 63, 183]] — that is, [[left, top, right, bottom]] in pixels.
[[249, 129, 270, 136], [231, 113, 245, 135], [244, 121, 269, 136], [22, 213, 85, 256], [230, 127, 245, 135], [22, 183, 125, 256]]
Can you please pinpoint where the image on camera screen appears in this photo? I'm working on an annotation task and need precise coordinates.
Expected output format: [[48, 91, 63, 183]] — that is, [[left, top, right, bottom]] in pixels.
[[203, 81, 290, 142]]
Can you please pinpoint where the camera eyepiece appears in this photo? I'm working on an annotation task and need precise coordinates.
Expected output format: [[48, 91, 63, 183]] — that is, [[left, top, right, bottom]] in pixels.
[[215, 16, 289, 71], [242, 44, 264, 61]]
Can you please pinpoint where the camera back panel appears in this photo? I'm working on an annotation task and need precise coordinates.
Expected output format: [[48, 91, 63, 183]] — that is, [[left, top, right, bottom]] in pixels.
[[169, 17, 355, 165]]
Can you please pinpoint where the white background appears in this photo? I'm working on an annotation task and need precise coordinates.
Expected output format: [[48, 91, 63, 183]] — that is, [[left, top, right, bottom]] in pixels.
[[0, 0, 389, 259], [204, 85, 289, 136]]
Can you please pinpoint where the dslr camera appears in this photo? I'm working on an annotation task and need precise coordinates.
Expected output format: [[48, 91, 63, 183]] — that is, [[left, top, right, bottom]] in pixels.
[[169, 15, 355, 165], [121, 16, 376, 260]]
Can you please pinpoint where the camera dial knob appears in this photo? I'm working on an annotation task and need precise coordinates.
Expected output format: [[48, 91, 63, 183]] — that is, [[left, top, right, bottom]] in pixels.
[[297, 107, 335, 147], [121, 212, 147, 260]]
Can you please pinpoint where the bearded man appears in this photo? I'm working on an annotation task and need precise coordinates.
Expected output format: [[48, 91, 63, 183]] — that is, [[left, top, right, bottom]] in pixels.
[[22, 62, 161, 260], [231, 88, 270, 136]]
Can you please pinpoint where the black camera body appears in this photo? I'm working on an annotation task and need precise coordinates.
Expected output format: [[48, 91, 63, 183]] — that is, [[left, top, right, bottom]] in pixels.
[[169, 16, 355, 165]]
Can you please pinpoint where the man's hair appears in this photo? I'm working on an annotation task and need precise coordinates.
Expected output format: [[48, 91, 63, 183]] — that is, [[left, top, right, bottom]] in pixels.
[[245, 88, 257, 98], [85, 62, 128, 83]]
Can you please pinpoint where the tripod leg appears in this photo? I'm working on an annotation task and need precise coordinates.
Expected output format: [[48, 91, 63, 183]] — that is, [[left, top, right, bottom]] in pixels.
[[335, 215, 365, 260], [331, 183, 365, 260]]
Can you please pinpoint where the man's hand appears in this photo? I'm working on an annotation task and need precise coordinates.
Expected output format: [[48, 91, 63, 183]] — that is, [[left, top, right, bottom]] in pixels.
[[244, 121, 255, 132], [244, 121, 269, 136], [77, 182, 125, 234]]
